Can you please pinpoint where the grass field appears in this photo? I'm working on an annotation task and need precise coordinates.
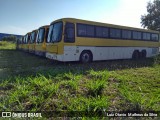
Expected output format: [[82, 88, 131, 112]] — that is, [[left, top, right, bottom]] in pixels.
[[0, 42, 160, 119], [0, 41, 16, 49]]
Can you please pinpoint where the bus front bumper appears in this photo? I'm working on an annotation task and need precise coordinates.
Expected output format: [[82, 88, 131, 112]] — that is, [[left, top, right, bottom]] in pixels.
[[35, 51, 45, 57], [46, 52, 63, 61]]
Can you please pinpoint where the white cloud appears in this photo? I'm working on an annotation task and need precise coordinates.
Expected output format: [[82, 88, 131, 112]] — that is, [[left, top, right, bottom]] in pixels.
[[98, 0, 153, 28]]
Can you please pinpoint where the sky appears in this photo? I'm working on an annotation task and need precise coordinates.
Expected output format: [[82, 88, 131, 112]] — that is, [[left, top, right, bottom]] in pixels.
[[0, 0, 153, 35]]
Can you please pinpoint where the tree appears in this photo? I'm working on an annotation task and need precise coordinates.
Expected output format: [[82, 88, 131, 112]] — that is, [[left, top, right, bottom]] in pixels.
[[1, 36, 17, 43], [141, 0, 160, 31]]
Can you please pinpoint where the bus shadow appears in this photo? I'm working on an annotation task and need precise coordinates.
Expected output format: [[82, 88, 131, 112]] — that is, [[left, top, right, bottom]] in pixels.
[[0, 49, 53, 81], [0, 49, 156, 81], [62, 58, 155, 72]]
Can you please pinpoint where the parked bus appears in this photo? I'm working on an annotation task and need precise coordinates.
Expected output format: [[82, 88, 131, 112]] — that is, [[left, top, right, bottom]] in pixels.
[[35, 25, 49, 57], [17, 36, 23, 50], [45, 18, 160, 63], [19, 36, 25, 50], [23, 32, 31, 52], [29, 29, 38, 53], [21, 35, 26, 51]]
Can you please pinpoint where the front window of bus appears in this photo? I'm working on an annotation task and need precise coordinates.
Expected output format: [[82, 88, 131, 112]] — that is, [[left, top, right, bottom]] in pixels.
[[31, 32, 35, 43], [22, 36, 25, 44], [36, 28, 45, 43], [47, 25, 54, 43], [47, 22, 62, 43], [26, 35, 28, 44], [24, 36, 26, 44]]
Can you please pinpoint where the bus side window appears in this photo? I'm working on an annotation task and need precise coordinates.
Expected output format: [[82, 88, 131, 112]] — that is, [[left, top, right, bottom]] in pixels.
[[64, 22, 75, 43], [151, 33, 158, 41]]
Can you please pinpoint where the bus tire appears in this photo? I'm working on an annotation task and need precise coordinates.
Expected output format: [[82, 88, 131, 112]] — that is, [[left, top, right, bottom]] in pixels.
[[141, 50, 147, 59], [132, 50, 139, 60], [80, 51, 93, 63]]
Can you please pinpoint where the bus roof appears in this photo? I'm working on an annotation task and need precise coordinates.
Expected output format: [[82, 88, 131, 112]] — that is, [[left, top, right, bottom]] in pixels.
[[31, 29, 38, 32], [51, 18, 159, 33], [39, 25, 49, 29], [24, 32, 31, 36]]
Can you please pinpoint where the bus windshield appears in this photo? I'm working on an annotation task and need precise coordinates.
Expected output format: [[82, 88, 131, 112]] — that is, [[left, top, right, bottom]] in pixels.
[[30, 32, 35, 43], [36, 28, 45, 43], [25, 35, 28, 44], [47, 25, 54, 43], [47, 22, 62, 43]]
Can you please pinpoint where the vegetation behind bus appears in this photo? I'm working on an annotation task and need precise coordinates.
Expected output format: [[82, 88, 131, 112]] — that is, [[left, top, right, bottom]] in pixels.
[[141, 0, 160, 31], [0, 41, 160, 119], [0, 36, 16, 49]]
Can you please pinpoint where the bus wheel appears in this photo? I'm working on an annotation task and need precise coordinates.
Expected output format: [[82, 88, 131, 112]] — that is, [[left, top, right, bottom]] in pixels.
[[141, 50, 147, 59], [132, 50, 139, 60], [80, 51, 92, 63]]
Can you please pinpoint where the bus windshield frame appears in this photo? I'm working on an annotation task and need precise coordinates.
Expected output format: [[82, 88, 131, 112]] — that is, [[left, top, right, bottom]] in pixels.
[[47, 21, 63, 43], [36, 28, 45, 43], [30, 32, 36, 44], [25, 35, 28, 44]]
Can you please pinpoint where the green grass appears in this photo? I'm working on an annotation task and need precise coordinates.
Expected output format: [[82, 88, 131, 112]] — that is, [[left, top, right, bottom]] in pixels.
[[0, 42, 160, 119], [0, 41, 16, 49], [111, 66, 160, 111]]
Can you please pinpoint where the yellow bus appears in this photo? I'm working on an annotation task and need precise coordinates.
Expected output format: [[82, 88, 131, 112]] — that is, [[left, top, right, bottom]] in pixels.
[[35, 25, 49, 57], [29, 29, 37, 53], [21, 35, 26, 51], [17, 36, 23, 50], [23, 32, 31, 52], [19, 36, 24, 50], [46, 18, 160, 63]]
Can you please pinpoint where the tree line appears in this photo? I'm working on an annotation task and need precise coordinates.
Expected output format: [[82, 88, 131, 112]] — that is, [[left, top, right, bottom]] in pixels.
[[1, 36, 17, 43], [141, 0, 160, 31]]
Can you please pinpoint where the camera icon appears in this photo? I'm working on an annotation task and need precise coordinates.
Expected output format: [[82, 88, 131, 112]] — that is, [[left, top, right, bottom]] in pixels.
[[2, 112, 11, 117]]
